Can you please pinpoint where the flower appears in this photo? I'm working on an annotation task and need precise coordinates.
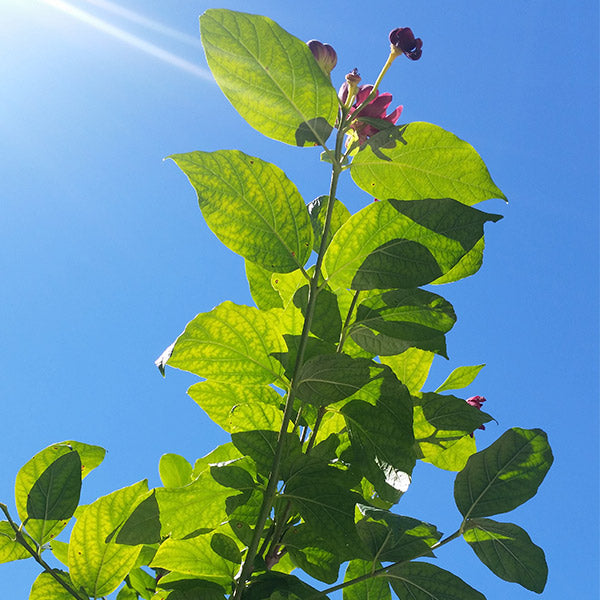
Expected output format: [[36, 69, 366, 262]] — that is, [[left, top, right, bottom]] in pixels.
[[307, 40, 337, 76], [389, 27, 423, 61], [341, 84, 403, 145], [466, 395, 487, 435]]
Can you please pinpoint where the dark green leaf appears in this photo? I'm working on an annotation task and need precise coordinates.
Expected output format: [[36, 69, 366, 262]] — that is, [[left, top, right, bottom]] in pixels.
[[26, 450, 81, 521], [293, 285, 342, 344], [454, 428, 553, 518], [464, 518, 547, 592], [170, 150, 313, 272], [343, 559, 390, 600], [324, 198, 501, 292], [244, 572, 328, 600], [158, 577, 227, 600], [308, 196, 352, 253], [159, 453, 193, 488], [351, 122, 506, 206], [386, 562, 485, 600], [284, 524, 343, 584], [116, 491, 161, 545], [356, 505, 441, 563], [295, 354, 372, 407], [210, 532, 242, 564], [272, 334, 337, 380], [435, 364, 486, 393], [200, 9, 338, 147], [350, 289, 456, 357], [161, 302, 285, 384]]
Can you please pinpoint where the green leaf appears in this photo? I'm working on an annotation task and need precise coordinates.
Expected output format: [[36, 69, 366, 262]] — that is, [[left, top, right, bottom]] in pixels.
[[232, 431, 301, 478], [413, 393, 492, 464], [386, 562, 485, 600], [295, 354, 373, 407], [157, 472, 233, 539], [246, 260, 284, 310], [151, 534, 238, 585], [15, 441, 105, 545], [343, 559, 391, 600], [26, 450, 81, 521], [117, 584, 139, 600], [463, 518, 547, 592], [0, 521, 30, 564], [351, 122, 506, 206], [308, 196, 352, 253], [323, 198, 502, 292], [157, 577, 227, 600], [356, 505, 441, 563], [187, 381, 283, 433], [284, 524, 343, 583], [170, 150, 313, 272], [435, 364, 485, 393], [159, 302, 285, 384], [49, 539, 69, 567], [200, 9, 338, 147], [128, 567, 157, 600], [244, 572, 328, 600], [350, 289, 456, 358], [282, 458, 362, 554], [380, 348, 434, 394], [293, 285, 343, 344], [159, 454, 193, 488], [29, 571, 74, 600], [116, 491, 162, 545], [431, 237, 485, 285], [210, 532, 242, 564], [192, 443, 243, 478], [421, 434, 477, 472], [69, 480, 147, 597], [454, 428, 553, 518]]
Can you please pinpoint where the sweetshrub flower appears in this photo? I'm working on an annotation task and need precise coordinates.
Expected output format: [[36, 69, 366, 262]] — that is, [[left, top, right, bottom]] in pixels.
[[466, 395, 487, 436], [389, 27, 423, 60], [339, 83, 403, 145], [307, 40, 337, 76]]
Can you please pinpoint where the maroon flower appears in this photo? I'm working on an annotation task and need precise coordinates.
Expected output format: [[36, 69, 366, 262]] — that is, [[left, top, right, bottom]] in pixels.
[[341, 84, 403, 145], [389, 27, 423, 61], [307, 40, 337, 76], [466, 395, 487, 436]]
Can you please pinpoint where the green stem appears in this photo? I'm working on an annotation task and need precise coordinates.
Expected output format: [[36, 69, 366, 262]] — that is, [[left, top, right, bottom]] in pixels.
[[317, 529, 462, 598], [231, 127, 345, 600], [0, 504, 87, 600], [336, 290, 361, 352]]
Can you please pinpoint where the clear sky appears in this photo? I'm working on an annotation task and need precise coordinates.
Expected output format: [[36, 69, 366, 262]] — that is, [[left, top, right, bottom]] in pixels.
[[0, 1, 598, 598]]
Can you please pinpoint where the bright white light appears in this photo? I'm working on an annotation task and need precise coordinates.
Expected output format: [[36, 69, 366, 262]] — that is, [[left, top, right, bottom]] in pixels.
[[38, 0, 213, 81]]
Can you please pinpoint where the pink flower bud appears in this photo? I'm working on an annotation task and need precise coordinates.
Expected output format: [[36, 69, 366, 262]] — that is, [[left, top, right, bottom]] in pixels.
[[307, 40, 337, 76], [466, 396, 487, 435]]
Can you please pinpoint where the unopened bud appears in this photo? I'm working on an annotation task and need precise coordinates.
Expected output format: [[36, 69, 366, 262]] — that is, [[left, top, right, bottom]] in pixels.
[[338, 68, 361, 103], [389, 27, 423, 61], [307, 40, 337, 76]]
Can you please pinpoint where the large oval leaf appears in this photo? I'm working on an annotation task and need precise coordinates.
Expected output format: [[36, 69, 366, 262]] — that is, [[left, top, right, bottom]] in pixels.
[[351, 122, 506, 205], [454, 428, 553, 518], [171, 151, 313, 272], [159, 302, 285, 384], [200, 9, 338, 146]]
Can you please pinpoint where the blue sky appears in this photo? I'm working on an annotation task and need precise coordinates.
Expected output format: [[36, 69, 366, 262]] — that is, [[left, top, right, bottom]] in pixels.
[[0, 1, 598, 598]]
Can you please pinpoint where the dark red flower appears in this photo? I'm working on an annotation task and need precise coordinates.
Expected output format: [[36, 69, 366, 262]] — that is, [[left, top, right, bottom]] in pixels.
[[342, 84, 403, 144], [389, 27, 423, 61], [466, 396, 487, 436]]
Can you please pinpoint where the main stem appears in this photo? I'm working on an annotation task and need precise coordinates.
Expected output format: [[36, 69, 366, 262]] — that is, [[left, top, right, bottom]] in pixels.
[[231, 129, 345, 600]]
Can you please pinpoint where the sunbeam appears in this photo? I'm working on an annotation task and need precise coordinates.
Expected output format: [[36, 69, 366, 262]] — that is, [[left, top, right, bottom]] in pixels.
[[39, 0, 213, 81]]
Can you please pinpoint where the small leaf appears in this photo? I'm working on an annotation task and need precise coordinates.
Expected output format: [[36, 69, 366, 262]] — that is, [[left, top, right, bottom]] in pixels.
[[351, 122, 506, 206], [69, 480, 148, 597], [29, 571, 74, 600], [128, 567, 157, 600], [49, 539, 69, 567], [454, 428, 553, 518], [0, 521, 30, 564], [435, 364, 486, 393], [200, 9, 338, 147], [380, 348, 434, 394], [386, 562, 485, 600], [159, 454, 193, 489], [308, 196, 352, 253], [162, 302, 285, 384], [350, 289, 456, 358], [210, 532, 242, 564], [170, 150, 313, 272], [463, 518, 548, 592], [343, 559, 391, 600], [116, 491, 162, 545], [293, 285, 343, 344], [246, 260, 284, 310]]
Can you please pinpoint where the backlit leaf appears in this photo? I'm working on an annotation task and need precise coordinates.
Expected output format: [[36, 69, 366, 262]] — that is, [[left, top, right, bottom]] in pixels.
[[171, 150, 313, 272], [343, 559, 390, 600], [435, 364, 485, 393], [246, 260, 284, 310], [308, 196, 351, 253], [0, 522, 29, 564], [463, 518, 548, 592], [116, 491, 161, 545], [200, 9, 338, 146], [454, 428, 553, 518], [159, 454, 193, 489], [29, 571, 74, 600], [380, 348, 434, 394], [351, 122, 506, 206]]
